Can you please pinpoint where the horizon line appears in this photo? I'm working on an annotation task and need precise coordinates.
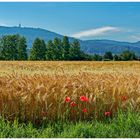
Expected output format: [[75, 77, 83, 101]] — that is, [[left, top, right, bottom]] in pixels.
[[0, 25, 139, 43]]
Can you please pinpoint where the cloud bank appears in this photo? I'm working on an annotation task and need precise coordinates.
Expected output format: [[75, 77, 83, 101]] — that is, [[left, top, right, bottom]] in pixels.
[[72, 26, 121, 38]]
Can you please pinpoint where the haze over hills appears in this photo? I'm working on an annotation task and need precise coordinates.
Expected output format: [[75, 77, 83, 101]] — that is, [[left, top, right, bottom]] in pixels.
[[0, 26, 140, 55]]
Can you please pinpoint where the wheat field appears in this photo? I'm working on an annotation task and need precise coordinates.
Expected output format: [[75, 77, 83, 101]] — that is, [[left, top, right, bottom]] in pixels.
[[0, 61, 140, 124]]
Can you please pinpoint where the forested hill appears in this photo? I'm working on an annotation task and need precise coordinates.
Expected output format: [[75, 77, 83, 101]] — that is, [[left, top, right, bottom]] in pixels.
[[0, 26, 69, 46], [0, 26, 140, 55]]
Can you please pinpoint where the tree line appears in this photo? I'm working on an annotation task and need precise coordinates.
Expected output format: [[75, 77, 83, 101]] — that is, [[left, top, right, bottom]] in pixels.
[[90, 51, 138, 61], [0, 34, 139, 61]]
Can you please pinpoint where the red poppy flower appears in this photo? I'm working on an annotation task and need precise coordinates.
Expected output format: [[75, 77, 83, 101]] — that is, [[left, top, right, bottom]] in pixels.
[[104, 111, 111, 117], [65, 96, 70, 102], [121, 95, 127, 101], [70, 101, 76, 107], [80, 96, 88, 102], [82, 108, 87, 113]]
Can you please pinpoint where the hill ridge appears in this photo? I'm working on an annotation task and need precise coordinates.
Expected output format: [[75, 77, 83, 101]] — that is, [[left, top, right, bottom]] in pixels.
[[0, 26, 140, 55]]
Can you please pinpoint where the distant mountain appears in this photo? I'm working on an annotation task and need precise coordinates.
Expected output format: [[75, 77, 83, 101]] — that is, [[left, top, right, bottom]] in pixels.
[[0, 26, 140, 55], [80, 40, 140, 55], [0, 26, 73, 47]]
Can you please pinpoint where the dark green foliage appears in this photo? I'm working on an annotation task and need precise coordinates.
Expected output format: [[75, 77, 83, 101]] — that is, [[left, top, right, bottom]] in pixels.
[[62, 36, 70, 60], [46, 37, 85, 61], [0, 34, 139, 61], [112, 50, 138, 61], [0, 34, 28, 60], [17, 37, 28, 60], [103, 51, 113, 60], [0, 35, 19, 60], [69, 39, 82, 60], [53, 37, 63, 60], [92, 54, 103, 61], [46, 40, 54, 60], [29, 38, 46, 60], [120, 50, 137, 61], [113, 54, 120, 61]]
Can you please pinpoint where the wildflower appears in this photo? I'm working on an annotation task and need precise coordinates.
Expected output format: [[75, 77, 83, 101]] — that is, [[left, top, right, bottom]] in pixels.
[[82, 108, 87, 113], [65, 96, 70, 102], [121, 95, 127, 101], [104, 111, 111, 117], [80, 96, 88, 102], [70, 101, 76, 107]]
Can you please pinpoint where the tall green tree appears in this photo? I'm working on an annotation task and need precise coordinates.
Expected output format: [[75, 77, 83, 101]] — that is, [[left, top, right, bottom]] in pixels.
[[92, 54, 103, 61], [29, 38, 46, 60], [46, 40, 54, 60], [17, 37, 28, 60], [0, 37, 4, 60], [103, 51, 113, 60], [53, 37, 63, 60], [0, 35, 19, 60], [113, 54, 119, 61], [69, 39, 81, 60], [62, 36, 70, 60]]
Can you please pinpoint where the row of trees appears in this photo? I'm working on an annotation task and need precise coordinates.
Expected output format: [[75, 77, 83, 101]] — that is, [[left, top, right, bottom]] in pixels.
[[0, 34, 139, 61], [29, 36, 84, 60], [90, 51, 138, 61], [0, 34, 85, 61], [0, 34, 27, 60]]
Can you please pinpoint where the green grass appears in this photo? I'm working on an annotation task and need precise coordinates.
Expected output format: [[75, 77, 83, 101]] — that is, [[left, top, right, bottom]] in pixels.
[[0, 111, 140, 138]]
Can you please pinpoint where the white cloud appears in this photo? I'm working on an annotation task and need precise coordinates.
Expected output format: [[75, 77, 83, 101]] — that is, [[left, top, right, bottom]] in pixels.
[[71, 26, 121, 38], [131, 34, 140, 41]]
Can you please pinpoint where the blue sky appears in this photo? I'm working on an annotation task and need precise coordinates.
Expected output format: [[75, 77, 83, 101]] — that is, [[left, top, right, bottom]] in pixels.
[[0, 2, 140, 42]]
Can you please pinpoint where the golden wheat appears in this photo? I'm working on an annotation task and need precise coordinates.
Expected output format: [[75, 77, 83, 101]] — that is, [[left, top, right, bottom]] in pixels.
[[0, 61, 140, 123]]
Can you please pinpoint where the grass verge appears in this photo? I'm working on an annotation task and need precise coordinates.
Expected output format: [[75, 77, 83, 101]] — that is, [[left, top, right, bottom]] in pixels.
[[0, 111, 140, 138]]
